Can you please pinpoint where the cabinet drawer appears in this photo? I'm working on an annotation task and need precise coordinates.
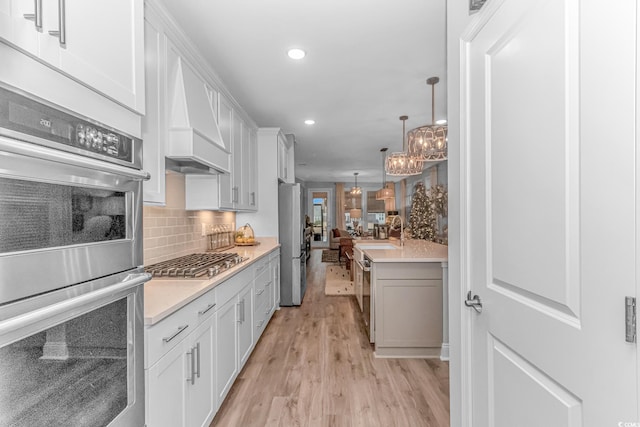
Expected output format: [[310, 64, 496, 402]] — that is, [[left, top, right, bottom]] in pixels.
[[216, 266, 253, 307], [145, 302, 197, 368], [254, 297, 269, 337], [375, 262, 443, 280], [253, 257, 269, 276], [193, 287, 218, 323], [254, 269, 271, 310]]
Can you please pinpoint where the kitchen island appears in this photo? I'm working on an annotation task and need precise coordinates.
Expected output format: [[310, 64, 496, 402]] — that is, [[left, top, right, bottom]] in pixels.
[[355, 239, 449, 359]]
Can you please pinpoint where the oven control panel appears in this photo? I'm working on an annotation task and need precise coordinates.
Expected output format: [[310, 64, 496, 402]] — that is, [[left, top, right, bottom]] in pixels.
[[0, 85, 141, 169], [75, 124, 123, 157]]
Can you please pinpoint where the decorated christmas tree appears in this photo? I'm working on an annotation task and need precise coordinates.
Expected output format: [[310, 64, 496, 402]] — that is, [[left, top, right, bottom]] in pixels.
[[408, 181, 436, 240]]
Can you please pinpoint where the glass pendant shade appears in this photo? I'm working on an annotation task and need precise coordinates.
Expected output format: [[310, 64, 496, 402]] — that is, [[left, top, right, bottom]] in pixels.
[[385, 115, 424, 176], [349, 208, 362, 219], [407, 77, 448, 161]]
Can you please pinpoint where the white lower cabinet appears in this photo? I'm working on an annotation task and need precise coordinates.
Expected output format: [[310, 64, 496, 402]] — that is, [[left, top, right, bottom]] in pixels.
[[146, 249, 280, 426], [146, 305, 216, 427], [214, 295, 238, 406], [214, 266, 255, 407], [146, 338, 188, 427], [187, 320, 216, 427], [270, 250, 280, 309], [238, 283, 254, 367]]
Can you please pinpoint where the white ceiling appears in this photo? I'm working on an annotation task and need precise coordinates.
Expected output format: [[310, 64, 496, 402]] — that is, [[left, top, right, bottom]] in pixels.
[[159, 0, 447, 184]]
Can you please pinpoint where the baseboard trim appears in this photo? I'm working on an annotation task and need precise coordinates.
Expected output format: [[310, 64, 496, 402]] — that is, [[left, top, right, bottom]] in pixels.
[[440, 343, 450, 361]]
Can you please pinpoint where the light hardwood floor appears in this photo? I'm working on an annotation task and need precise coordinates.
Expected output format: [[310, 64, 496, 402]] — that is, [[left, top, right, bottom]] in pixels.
[[211, 249, 450, 427]]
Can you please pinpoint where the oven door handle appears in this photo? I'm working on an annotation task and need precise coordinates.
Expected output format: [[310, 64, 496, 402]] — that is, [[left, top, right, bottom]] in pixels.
[[0, 272, 151, 337], [0, 137, 151, 181], [356, 259, 371, 272]]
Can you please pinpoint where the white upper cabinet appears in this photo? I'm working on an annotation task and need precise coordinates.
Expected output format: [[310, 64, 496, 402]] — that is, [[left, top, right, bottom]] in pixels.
[[277, 133, 295, 184], [0, 0, 145, 113], [142, 0, 258, 210]]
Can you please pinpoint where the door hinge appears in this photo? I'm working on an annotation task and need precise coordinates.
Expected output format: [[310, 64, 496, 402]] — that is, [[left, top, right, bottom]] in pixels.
[[625, 296, 636, 343]]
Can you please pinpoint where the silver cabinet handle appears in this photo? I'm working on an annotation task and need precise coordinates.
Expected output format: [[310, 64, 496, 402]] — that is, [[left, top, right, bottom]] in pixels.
[[464, 291, 483, 313], [162, 324, 189, 343], [256, 320, 264, 328], [237, 299, 245, 323], [195, 342, 201, 378], [186, 348, 196, 385], [256, 288, 265, 296], [251, 192, 256, 206], [240, 299, 245, 322], [48, 0, 66, 47], [23, 0, 42, 30], [265, 307, 270, 315], [198, 303, 216, 316]]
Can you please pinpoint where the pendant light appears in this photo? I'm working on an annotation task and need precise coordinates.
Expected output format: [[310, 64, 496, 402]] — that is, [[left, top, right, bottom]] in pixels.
[[407, 77, 447, 161], [385, 116, 424, 176], [376, 148, 395, 200], [350, 172, 362, 196], [349, 172, 362, 219]]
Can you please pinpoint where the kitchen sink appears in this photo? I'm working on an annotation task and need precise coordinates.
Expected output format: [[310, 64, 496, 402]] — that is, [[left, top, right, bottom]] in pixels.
[[356, 244, 398, 251]]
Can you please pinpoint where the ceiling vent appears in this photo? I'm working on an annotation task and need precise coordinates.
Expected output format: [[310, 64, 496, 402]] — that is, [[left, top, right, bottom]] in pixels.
[[166, 58, 231, 174]]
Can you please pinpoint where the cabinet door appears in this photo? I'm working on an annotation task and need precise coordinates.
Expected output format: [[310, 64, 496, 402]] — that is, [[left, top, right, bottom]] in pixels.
[[246, 126, 258, 210], [0, 0, 42, 56], [142, 17, 166, 205], [232, 113, 244, 208], [376, 279, 443, 348], [217, 94, 234, 209], [237, 283, 253, 367], [272, 254, 280, 308], [215, 297, 238, 403], [147, 342, 188, 427], [186, 318, 216, 427], [277, 137, 287, 181], [54, 0, 144, 112]]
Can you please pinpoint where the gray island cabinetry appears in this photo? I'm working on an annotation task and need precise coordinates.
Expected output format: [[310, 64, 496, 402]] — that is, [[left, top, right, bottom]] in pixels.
[[358, 240, 448, 359], [373, 262, 443, 358]]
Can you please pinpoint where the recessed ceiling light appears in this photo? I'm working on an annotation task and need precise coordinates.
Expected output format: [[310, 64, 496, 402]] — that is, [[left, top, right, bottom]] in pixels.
[[287, 48, 306, 60], [304, 119, 315, 125], [435, 119, 447, 125]]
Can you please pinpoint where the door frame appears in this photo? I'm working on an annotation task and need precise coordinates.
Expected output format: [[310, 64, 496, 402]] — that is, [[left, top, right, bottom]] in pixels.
[[449, 2, 495, 425], [307, 187, 334, 248]]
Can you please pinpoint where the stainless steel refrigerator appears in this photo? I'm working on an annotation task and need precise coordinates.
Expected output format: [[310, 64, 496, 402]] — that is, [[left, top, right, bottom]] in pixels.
[[278, 183, 307, 306]]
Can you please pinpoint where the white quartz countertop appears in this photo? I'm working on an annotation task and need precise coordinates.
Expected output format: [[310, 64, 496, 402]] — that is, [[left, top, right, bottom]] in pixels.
[[355, 239, 448, 263], [144, 237, 280, 326]]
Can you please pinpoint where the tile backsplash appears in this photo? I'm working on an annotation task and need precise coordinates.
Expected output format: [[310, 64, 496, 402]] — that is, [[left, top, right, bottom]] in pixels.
[[143, 172, 235, 265]]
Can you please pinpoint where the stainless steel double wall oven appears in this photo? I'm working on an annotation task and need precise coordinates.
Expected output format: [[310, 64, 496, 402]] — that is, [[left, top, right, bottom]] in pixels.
[[0, 85, 150, 427]]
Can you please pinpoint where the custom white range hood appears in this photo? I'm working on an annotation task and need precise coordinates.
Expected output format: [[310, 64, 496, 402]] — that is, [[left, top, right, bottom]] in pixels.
[[166, 58, 230, 174]]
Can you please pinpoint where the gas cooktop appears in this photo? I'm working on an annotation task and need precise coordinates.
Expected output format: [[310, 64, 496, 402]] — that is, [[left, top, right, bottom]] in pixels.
[[144, 253, 247, 279]]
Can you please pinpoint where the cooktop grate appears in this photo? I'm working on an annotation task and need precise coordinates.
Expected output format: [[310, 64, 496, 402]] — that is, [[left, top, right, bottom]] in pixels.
[[145, 253, 240, 278]]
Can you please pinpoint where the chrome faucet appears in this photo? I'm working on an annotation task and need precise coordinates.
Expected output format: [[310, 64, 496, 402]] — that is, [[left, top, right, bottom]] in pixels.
[[390, 215, 405, 247]]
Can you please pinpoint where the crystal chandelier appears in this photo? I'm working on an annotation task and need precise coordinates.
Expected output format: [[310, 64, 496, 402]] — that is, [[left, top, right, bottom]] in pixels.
[[407, 77, 447, 161], [350, 172, 362, 195], [376, 147, 395, 200], [386, 115, 424, 176]]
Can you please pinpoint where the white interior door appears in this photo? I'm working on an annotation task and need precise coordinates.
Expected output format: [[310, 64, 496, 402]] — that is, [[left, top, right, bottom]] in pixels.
[[461, 0, 638, 425]]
